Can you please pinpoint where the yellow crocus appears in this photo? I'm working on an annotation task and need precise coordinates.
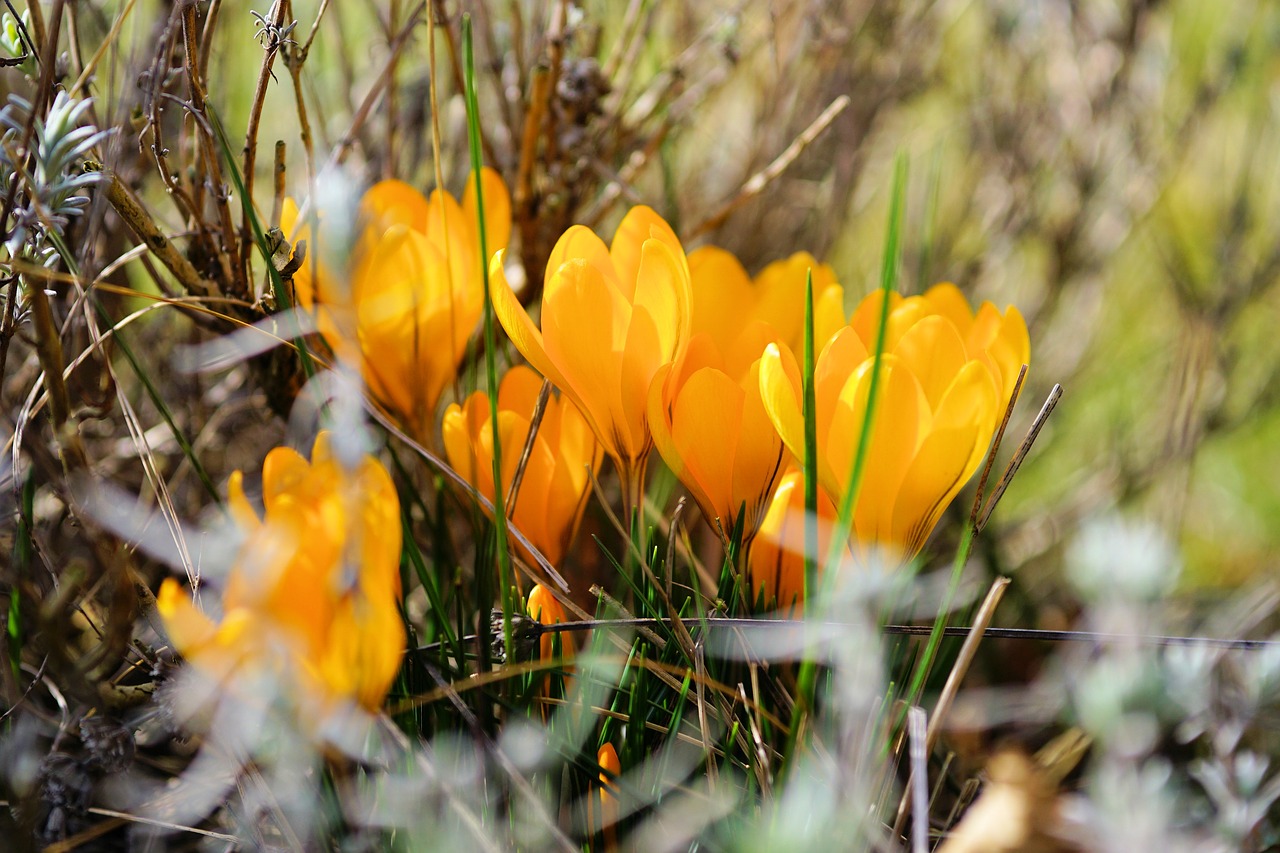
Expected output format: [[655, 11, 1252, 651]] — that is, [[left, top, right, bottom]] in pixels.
[[526, 582, 575, 662], [759, 283, 1029, 563], [594, 742, 622, 849], [157, 433, 405, 718], [747, 468, 838, 611], [442, 365, 601, 566], [489, 206, 692, 509], [280, 169, 511, 441], [688, 247, 845, 380], [647, 246, 841, 545], [648, 337, 784, 546]]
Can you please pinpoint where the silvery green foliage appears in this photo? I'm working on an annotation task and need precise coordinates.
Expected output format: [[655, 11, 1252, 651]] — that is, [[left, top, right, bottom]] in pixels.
[[0, 11, 35, 76], [0, 91, 110, 263]]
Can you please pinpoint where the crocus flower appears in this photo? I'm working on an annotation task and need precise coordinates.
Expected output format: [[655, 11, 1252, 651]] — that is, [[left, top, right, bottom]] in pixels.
[[593, 742, 622, 848], [759, 283, 1029, 564], [687, 247, 845, 380], [280, 169, 511, 441], [442, 365, 601, 566], [747, 468, 838, 611], [526, 582, 575, 662], [647, 247, 841, 545], [489, 206, 692, 510], [156, 433, 405, 719]]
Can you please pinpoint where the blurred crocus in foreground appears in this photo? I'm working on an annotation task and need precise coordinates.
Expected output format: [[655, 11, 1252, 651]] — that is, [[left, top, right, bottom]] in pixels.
[[759, 283, 1029, 565], [647, 247, 838, 546], [490, 206, 692, 512], [281, 169, 510, 441], [157, 433, 405, 722], [442, 365, 601, 566]]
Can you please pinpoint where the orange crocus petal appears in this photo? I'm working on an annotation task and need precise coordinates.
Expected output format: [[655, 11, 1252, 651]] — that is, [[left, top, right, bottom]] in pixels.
[[546, 225, 619, 294], [610, 205, 686, 300], [688, 246, 754, 360], [826, 357, 925, 547], [490, 251, 576, 408], [361, 179, 431, 233], [747, 470, 838, 612], [921, 282, 975, 331], [227, 470, 260, 530], [497, 206, 692, 499], [753, 252, 841, 350], [762, 283, 1028, 564], [596, 742, 622, 847], [849, 289, 904, 349], [157, 579, 219, 656], [316, 594, 406, 711], [443, 367, 601, 565], [462, 166, 512, 255], [893, 315, 969, 409], [668, 366, 744, 529], [159, 431, 406, 725], [261, 445, 310, 507], [542, 258, 632, 462], [758, 342, 806, 464], [528, 583, 574, 661]]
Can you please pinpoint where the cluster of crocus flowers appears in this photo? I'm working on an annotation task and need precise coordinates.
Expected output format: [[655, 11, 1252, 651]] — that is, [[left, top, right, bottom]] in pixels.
[[757, 283, 1030, 571], [442, 364, 601, 566], [281, 169, 511, 441], [156, 433, 405, 723], [489, 206, 692, 513]]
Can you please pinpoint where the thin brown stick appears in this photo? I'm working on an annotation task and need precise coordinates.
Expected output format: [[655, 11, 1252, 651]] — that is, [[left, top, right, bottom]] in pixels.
[[977, 384, 1063, 532], [283, 2, 318, 190], [969, 364, 1027, 529], [94, 167, 215, 298], [540, 0, 570, 166], [504, 379, 552, 516], [514, 66, 550, 230], [197, 0, 223, 83], [892, 576, 1011, 838], [687, 95, 851, 239], [180, 2, 242, 296], [69, 0, 139, 96], [270, 140, 287, 228], [602, 0, 646, 80], [385, 0, 400, 179], [241, 0, 290, 284]]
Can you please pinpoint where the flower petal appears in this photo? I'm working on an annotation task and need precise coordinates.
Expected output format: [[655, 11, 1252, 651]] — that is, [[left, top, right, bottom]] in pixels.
[[610, 206, 684, 300], [758, 342, 806, 464], [462, 166, 512, 256], [491, 250, 575, 397], [892, 314, 968, 410]]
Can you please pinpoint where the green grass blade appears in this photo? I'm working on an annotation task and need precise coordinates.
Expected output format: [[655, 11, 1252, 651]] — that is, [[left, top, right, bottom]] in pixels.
[[802, 269, 819, 605], [824, 150, 908, 573], [462, 14, 515, 669]]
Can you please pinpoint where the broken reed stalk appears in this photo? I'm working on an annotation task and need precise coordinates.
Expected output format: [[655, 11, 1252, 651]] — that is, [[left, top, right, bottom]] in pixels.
[[93, 166, 216, 298], [892, 576, 1011, 838], [970, 364, 1027, 528], [978, 383, 1063, 532]]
